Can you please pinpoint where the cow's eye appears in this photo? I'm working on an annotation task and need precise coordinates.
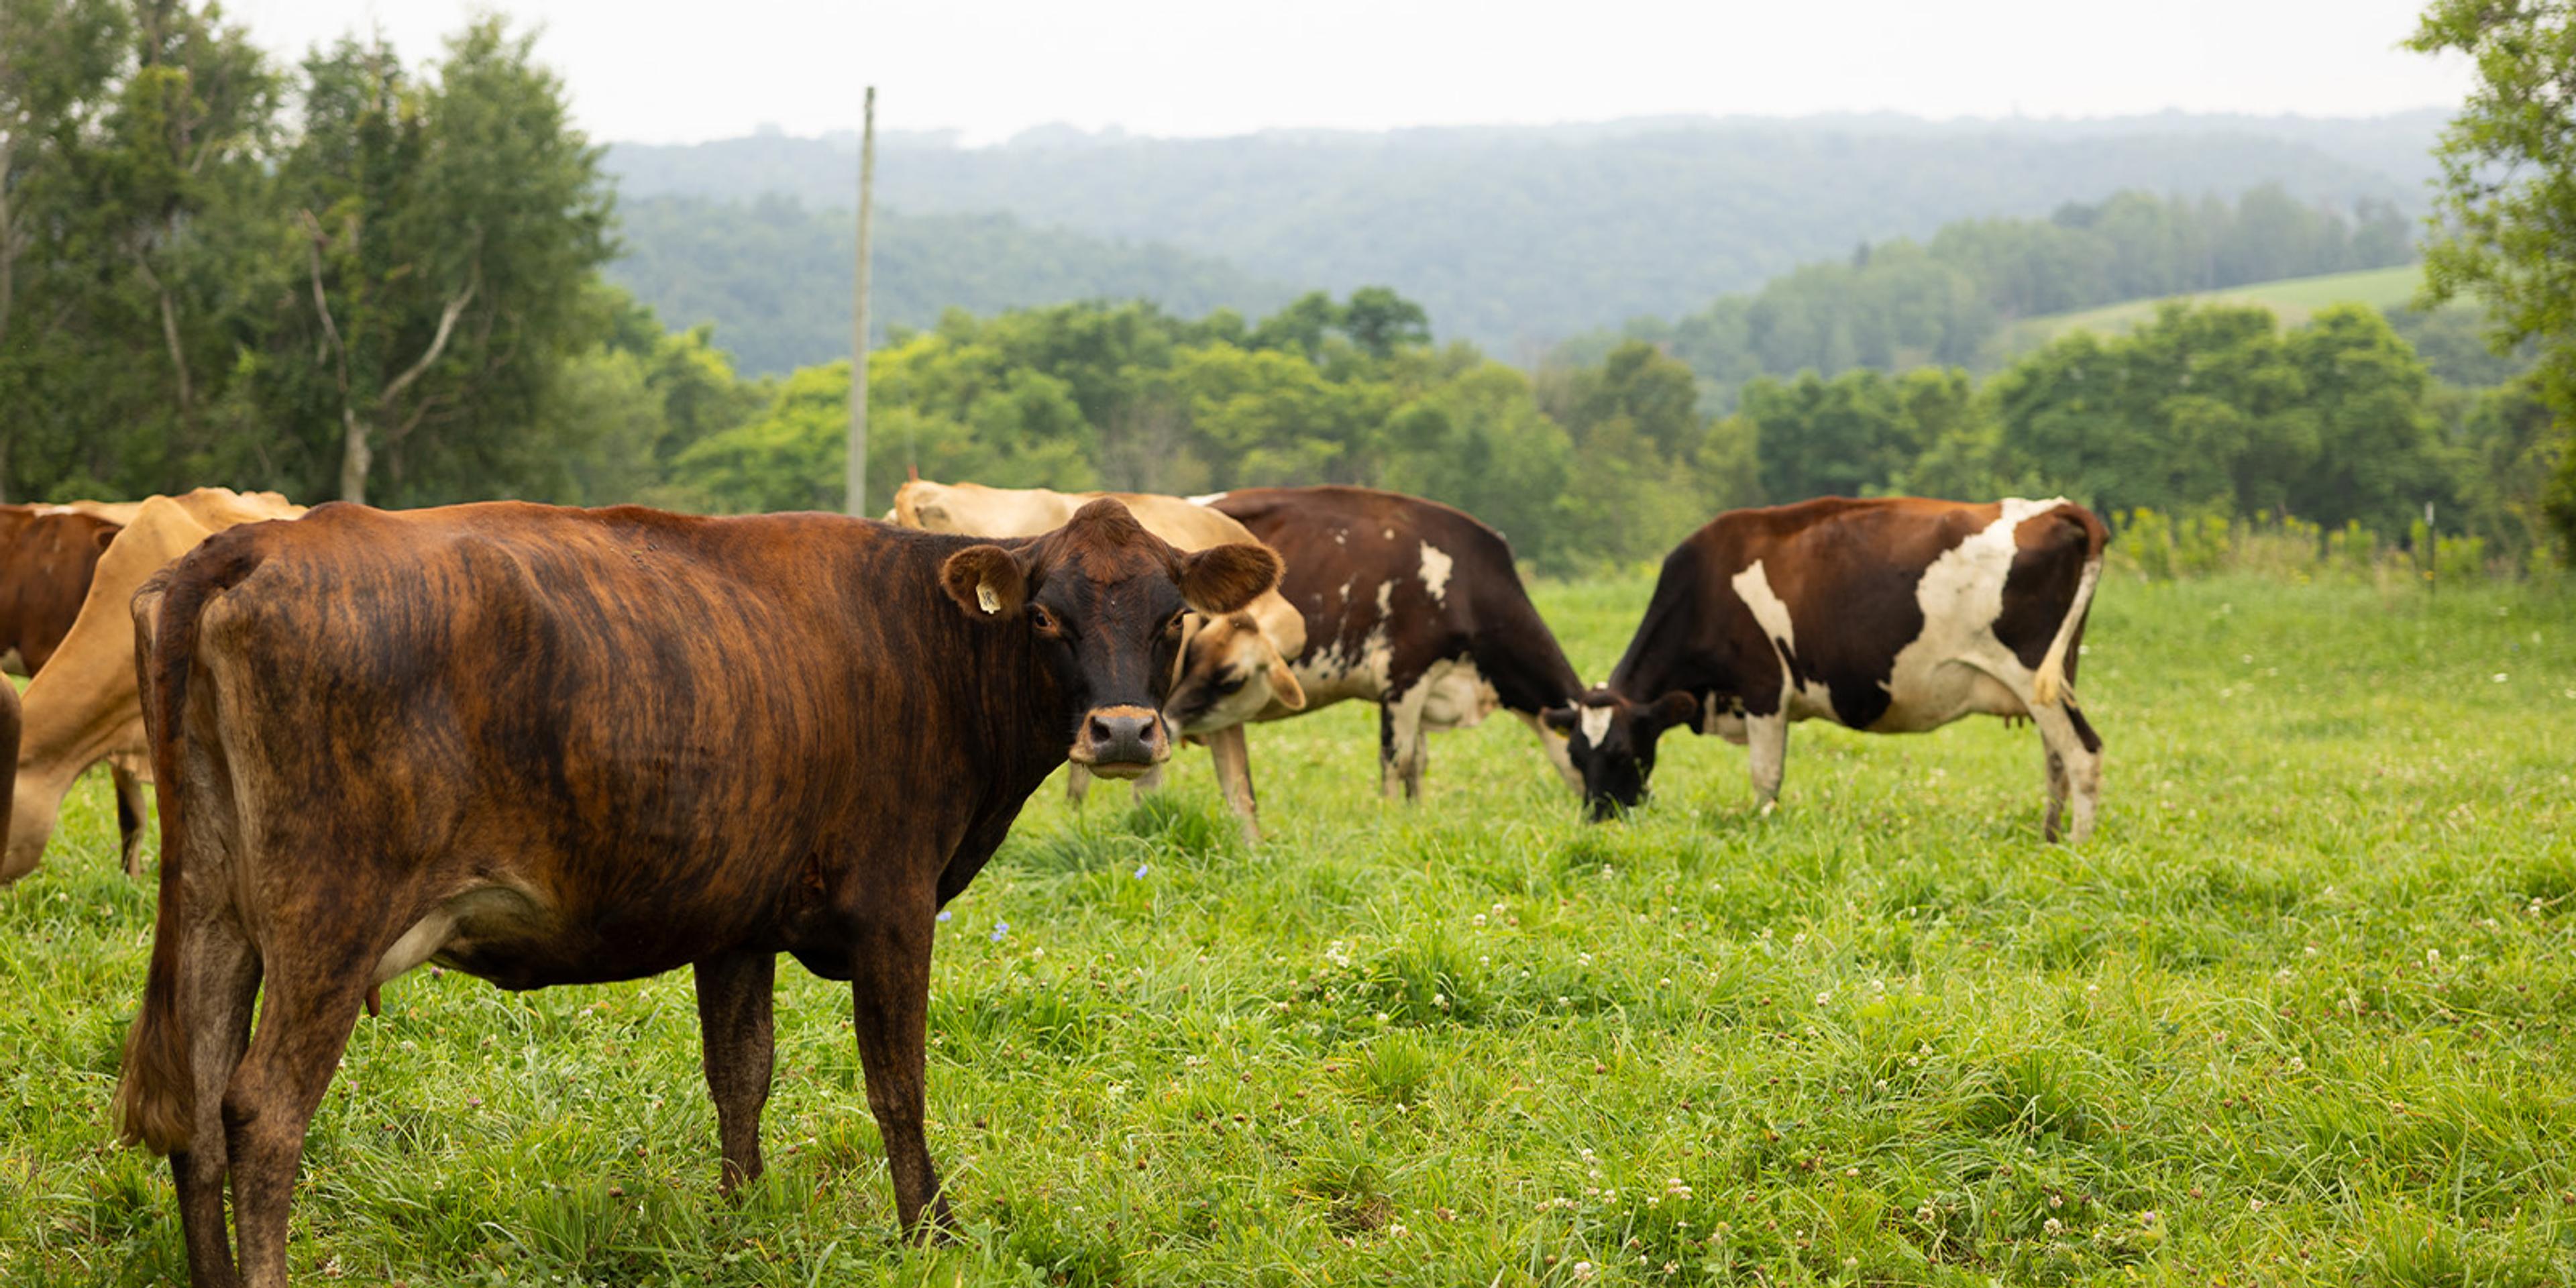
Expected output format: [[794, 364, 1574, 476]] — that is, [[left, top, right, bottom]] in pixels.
[[1164, 612, 1187, 638], [1029, 604, 1060, 634], [1214, 672, 1246, 696]]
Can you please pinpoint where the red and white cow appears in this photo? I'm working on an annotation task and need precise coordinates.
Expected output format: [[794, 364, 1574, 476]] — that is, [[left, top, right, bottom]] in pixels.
[[1549, 496, 2107, 840]]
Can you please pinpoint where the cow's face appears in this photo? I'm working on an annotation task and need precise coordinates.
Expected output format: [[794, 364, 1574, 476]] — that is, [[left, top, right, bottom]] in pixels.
[[1544, 688, 1699, 820], [942, 498, 1280, 779], [1162, 610, 1306, 735]]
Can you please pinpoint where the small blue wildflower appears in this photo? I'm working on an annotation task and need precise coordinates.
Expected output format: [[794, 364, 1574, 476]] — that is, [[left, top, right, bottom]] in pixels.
[[936, 909, 951, 922], [1134, 863, 1151, 879], [990, 920, 1009, 943]]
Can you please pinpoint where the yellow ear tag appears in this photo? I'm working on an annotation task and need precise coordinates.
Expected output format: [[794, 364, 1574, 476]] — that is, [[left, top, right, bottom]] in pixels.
[[976, 583, 1000, 614]]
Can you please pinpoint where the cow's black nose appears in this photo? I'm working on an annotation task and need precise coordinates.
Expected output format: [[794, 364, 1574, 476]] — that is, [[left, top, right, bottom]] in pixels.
[[1077, 705, 1167, 777]]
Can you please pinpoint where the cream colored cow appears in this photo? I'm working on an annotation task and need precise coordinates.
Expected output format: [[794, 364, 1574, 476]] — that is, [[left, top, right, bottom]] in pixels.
[[891, 479, 1305, 843], [3, 488, 305, 883]]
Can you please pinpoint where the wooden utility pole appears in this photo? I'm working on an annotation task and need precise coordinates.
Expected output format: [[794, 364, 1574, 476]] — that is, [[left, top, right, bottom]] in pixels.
[[845, 85, 877, 516]]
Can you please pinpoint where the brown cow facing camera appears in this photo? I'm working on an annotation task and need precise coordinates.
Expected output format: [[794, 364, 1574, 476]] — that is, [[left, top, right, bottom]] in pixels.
[[115, 498, 1276, 1286]]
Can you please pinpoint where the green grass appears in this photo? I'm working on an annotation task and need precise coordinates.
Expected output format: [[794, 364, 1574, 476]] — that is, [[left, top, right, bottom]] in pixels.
[[2004, 264, 2427, 352], [5, 573, 2575, 1285]]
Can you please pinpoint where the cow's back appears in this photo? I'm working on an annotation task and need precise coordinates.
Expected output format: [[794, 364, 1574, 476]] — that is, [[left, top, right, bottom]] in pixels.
[[1651, 496, 2098, 731], [1207, 486, 1578, 716], [166, 504, 1007, 981]]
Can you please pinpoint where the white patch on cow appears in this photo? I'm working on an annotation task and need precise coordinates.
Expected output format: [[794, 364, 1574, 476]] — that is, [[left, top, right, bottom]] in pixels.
[[1729, 559, 1837, 718], [1383, 527, 1395, 540], [1578, 704, 1614, 747], [1376, 581, 1394, 615], [1417, 658, 1497, 731], [1186, 491, 1229, 506], [1875, 497, 2065, 731], [1417, 542, 1454, 603], [1294, 623, 1397, 710]]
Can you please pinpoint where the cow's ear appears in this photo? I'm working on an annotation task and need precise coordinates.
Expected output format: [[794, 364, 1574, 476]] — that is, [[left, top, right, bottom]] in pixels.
[[1177, 542, 1280, 616], [1647, 690, 1699, 733], [941, 544, 1027, 621], [1267, 653, 1307, 711], [1541, 704, 1580, 734]]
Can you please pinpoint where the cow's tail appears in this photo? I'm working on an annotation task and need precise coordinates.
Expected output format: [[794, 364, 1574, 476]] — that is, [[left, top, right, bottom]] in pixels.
[[2029, 504, 2107, 709], [115, 535, 264, 1154]]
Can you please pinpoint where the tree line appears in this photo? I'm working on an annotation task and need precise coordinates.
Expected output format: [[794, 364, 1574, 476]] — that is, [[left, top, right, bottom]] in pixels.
[[655, 289, 2562, 575]]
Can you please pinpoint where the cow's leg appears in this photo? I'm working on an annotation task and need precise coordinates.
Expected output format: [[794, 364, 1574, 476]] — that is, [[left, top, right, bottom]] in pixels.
[[1065, 764, 1093, 807], [1205, 724, 1261, 845], [175, 915, 261, 1288], [2030, 702, 2102, 843], [1516, 710, 1582, 794], [693, 949, 775, 1194], [1746, 711, 1789, 813], [222, 955, 370, 1287], [847, 887, 953, 1240], [2040, 737, 2070, 842], [113, 765, 149, 878], [1378, 686, 1429, 801]]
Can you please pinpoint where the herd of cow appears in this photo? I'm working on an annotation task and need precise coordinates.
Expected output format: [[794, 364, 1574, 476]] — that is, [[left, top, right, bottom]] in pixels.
[[0, 480, 2105, 1285]]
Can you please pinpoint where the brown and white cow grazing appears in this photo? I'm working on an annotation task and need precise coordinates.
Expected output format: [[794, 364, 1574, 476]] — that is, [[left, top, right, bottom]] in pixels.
[[1200, 486, 1588, 798], [0, 503, 123, 675], [1548, 496, 2106, 840], [3, 488, 304, 883], [892, 478, 1307, 843], [115, 498, 1277, 1284]]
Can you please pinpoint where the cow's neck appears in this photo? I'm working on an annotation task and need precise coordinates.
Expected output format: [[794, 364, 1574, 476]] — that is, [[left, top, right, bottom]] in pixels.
[[1609, 570, 1715, 706]]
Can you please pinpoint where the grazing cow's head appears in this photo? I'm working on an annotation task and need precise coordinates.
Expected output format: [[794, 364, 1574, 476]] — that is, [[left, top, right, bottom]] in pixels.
[[1544, 687, 1699, 820], [941, 498, 1280, 779], [1162, 610, 1306, 735]]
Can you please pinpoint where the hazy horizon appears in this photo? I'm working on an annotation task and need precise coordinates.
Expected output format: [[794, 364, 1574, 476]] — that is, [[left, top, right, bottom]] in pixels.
[[227, 0, 2470, 147]]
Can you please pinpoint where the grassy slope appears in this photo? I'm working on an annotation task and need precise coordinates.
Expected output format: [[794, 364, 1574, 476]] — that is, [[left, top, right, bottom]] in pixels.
[[3, 574, 2573, 1286], [2003, 264, 2426, 350]]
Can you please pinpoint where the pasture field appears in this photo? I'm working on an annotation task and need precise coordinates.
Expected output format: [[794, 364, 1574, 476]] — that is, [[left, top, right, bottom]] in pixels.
[[2001, 264, 2426, 351], [3, 572, 2573, 1287]]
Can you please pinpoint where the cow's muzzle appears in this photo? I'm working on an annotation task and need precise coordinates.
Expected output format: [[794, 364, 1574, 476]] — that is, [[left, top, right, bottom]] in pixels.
[[1071, 704, 1169, 779]]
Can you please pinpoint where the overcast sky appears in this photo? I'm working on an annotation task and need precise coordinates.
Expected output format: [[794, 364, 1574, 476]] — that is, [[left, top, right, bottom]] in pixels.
[[225, 0, 2471, 146]]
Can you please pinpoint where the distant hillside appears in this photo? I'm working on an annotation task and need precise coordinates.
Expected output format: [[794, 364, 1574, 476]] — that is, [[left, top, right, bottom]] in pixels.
[[1996, 263, 2534, 390], [606, 195, 1291, 376], [1559, 186, 2418, 410], [604, 113, 2424, 351], [2001, 264, 2425, 348]]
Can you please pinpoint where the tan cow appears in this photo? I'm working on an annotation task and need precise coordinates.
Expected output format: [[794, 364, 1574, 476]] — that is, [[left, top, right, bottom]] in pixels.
[[3, 488, 305, 883], [892, 478, 1305, 843], [48, 492, 289, 528]]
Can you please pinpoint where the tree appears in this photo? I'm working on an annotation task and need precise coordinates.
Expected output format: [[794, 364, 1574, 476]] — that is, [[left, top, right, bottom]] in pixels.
[[0, 0, 123, 496], [2279, 304, 2447, 533], [0, 0, 272, 499], [1340, 285, 1430, 360], [2409, 0, 2576, 554], [279, 19, 611, 504]]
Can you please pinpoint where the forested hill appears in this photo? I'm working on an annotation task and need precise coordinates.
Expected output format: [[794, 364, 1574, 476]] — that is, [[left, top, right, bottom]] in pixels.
[[607, 197, 1291, 376], [603, 113, 2427, 354]]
